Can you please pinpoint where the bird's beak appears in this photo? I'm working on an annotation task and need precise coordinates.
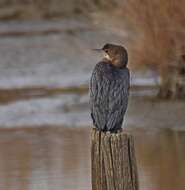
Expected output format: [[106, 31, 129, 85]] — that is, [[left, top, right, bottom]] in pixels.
[[92, 48, 103, 52]]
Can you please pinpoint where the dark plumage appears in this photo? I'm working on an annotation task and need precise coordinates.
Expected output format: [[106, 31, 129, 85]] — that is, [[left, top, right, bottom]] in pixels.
[[90, 44, 130, 132]]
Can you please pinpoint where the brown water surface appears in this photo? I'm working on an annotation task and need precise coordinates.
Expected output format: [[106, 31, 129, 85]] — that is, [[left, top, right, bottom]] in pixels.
[[0, 126, 184, 190]]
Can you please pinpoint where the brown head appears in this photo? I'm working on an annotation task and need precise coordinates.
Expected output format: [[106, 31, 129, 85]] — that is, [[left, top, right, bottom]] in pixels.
[[94, 43, 128, 68]]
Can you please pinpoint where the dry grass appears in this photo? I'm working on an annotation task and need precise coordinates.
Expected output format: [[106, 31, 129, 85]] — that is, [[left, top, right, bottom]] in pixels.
[[121, 0, 185, 71], [119, 0, 185, 98]]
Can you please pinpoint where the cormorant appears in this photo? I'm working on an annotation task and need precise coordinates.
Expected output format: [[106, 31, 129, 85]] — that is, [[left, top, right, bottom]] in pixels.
[[90, 43, 130, 132]]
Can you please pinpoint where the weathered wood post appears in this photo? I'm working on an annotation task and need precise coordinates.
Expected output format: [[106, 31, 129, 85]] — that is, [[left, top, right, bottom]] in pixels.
[[91, 128, 139, 190]]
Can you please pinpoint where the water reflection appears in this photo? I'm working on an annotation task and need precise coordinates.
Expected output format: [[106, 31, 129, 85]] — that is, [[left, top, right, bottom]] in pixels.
[[0, 127, 184, 190], [134, 128, 185, 190]]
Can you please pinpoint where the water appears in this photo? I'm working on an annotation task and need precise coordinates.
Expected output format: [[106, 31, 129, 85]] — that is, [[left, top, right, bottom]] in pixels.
[[135, 128, 185, 190], [0, 127, 184, 190]]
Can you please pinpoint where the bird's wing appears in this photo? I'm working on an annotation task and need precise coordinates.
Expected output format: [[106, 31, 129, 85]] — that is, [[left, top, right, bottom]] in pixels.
[[90, 63, 130, 131], [90, 63, 110, 130], [106, 68, 130, 131]]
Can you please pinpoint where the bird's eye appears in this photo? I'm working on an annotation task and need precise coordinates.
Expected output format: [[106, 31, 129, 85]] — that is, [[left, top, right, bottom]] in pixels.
[[105, 49, 108, 53]]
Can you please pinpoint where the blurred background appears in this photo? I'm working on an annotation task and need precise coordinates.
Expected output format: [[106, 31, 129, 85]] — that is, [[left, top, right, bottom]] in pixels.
[[0, 0, 184, 190]]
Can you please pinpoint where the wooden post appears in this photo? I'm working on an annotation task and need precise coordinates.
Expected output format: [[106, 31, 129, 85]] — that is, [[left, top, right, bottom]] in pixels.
[[91, 128, 139, 190]]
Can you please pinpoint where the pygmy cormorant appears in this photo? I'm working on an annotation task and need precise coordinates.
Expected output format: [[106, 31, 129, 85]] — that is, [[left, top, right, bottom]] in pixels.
[[90, 43, 130, 132]]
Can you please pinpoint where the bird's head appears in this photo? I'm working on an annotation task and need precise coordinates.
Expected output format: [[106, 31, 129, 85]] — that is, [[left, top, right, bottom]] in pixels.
[[94, 43, 128, 68]]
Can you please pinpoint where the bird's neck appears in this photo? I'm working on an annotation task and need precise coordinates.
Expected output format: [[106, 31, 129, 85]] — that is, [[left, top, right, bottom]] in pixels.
[[102, 58, 112, 64], [102, 58, 126, 69], [112, 59, 126, 69]]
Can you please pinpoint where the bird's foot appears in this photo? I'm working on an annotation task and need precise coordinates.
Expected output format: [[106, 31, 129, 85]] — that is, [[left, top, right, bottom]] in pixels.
[[109, 128, 122, 134]]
